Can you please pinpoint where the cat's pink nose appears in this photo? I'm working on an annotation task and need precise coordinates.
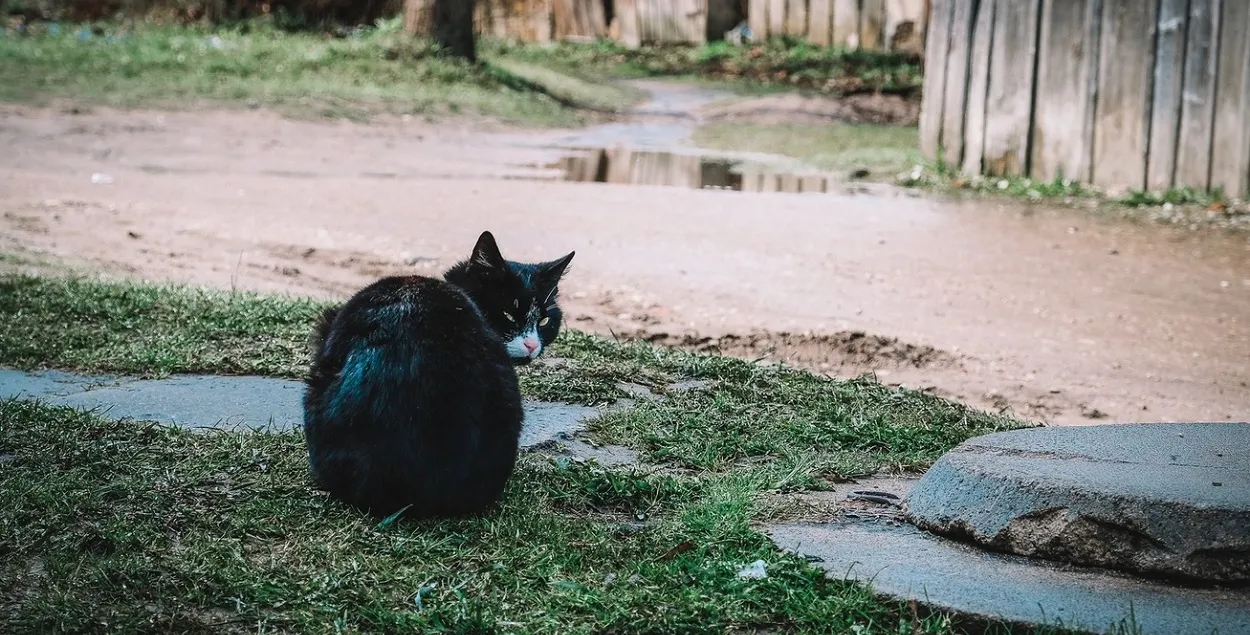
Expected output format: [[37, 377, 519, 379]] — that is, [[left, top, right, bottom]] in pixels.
[[523, 338, 539, 354]]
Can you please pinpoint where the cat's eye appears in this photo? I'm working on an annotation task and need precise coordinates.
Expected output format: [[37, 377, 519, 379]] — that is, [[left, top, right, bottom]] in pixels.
[[539, 317, 550, 326], [513, 299, 519, 308], [503, 313, 516, 322]]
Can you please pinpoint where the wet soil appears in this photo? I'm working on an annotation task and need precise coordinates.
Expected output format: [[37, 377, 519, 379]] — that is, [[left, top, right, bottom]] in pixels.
[[1, 82, 1247, 427]]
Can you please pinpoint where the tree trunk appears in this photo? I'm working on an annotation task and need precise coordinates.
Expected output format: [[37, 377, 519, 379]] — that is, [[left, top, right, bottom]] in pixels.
[[431, 0, 478, 62]]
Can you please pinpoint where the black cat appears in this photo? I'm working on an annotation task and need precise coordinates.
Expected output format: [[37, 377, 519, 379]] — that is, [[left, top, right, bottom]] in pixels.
[[303, 231, 575, 518]]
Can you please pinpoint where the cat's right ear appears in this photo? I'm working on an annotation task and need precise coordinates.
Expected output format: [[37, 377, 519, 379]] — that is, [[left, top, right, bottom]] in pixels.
[[469, 231, 507, 271]]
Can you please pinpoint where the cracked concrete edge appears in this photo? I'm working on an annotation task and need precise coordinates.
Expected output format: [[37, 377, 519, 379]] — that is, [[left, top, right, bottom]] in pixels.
[[905, 425, 1250, 584]]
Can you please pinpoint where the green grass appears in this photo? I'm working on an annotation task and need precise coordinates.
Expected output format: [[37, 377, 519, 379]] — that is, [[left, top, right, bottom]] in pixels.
[[692, 122, 922, 178], [0, 274, 1055, 633], [0, 399, 1076, 635], [0, 274, 1028, 478], [490, 38, 924, 97], [0, 19, 634, 125]]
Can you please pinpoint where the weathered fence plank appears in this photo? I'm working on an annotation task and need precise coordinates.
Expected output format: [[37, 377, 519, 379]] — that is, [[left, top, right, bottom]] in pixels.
[[1146, 0, 1189, 191], [748, 0, 768, 41], [616, 0, 641, 47], [885, 0, 926, 53], [1210, 0, 1250, 198], [832, 0, 859, 47], [919, 0, 953, 159], [1030, 0, 1102, 183], [1174, 0, 1220, 191], [683, 0, 709, 43], [1091, 0, 1159, 190], [939, 0, 978, 168], [860, 0, 886, 49], [960, 0, 995, 175], [982, 0, 1043, 176], [808, 0, 833, 46], [786, 0, 807, 37], [553, 0, 607, 40], [768, 0, 786, 36]]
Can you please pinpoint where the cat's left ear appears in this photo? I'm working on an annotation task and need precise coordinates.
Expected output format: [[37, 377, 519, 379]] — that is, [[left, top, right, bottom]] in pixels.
[[469, 231, 508, 271], [539, 251, 575, 282]]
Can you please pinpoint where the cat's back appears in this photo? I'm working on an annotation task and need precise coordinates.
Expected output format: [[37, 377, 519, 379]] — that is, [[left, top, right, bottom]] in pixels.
[[306, 274, 520, 428], [303, 274, 524, 517], [316, 274, 505, 369]]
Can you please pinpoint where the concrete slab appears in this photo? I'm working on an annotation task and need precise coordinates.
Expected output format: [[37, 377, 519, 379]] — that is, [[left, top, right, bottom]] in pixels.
[[0, 368, 602, 448], [769, 521, 1250, 635], [905, 423, 1250, 583]]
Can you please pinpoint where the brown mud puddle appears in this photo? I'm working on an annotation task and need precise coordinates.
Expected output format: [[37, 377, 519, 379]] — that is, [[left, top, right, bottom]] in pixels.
[[1, 97, 1247, 428], [540, 147, 842, 194]]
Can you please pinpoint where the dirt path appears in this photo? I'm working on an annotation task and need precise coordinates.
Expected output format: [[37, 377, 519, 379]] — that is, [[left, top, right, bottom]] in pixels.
[[2, 83, 1247, 427]]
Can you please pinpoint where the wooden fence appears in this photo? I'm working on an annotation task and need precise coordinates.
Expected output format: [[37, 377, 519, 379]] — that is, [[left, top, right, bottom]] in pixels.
[[747, 0, 928, 53], [406, 0, 927, 49], [921, 0, 1250, 198]]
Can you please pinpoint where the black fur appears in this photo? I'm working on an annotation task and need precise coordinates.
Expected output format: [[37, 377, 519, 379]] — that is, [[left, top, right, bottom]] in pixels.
[[302, 232, 574, 518]]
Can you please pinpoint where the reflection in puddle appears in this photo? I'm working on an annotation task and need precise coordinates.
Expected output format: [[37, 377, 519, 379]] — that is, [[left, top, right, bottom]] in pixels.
[[548, 148, 836, 194]]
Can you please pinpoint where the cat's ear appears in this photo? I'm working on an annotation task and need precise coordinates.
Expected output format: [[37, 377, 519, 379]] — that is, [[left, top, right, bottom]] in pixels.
[[469, 231, 507, 271], [539, 251, 575, 281]]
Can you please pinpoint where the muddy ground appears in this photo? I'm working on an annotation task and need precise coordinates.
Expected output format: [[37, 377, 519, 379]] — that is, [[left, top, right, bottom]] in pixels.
[[2, 81, 1247, 427]]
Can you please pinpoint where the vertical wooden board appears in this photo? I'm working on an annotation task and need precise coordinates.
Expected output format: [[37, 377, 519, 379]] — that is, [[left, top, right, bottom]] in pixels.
[[885, 0, 926, 53], [749, 0, 769, 41], [1174, 0, 1219, 190], [403, 0, 429, 35], [1210, 0, 1250, 198], [1146, 0, 1189, 190], [981, 0, 1043, 177], [552, 0, 574, 38], [768, 0, 786, 37], [1030, 0, 1102, 182], [832, 0, 858, 47], [616, 0, 641, 47], [605, 147, 631, 183], [636, 0, 653, 43], [918, 0, 953, 160], [684, 0, 709, 43], [860, 0, 885, 49], [786, 0, 808, 37], [960, 0, 995, 175], [939, 0, 977, 168], [801, 175, 827, 193], [917, 0, 930, 48], [528, 0, 553, 42], [807, 0, 832, 45], [779, 173, 801, 193], [1091, 0, 1159, 190]]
